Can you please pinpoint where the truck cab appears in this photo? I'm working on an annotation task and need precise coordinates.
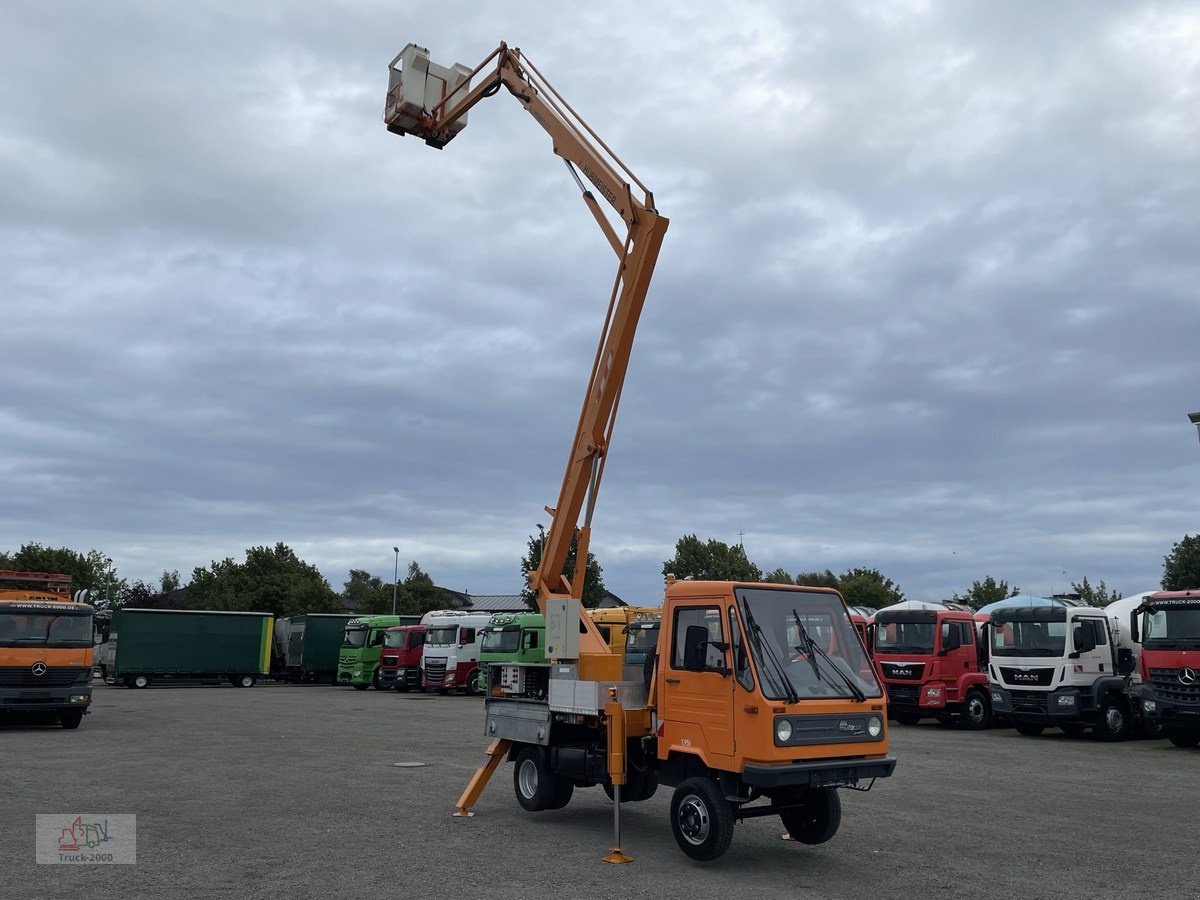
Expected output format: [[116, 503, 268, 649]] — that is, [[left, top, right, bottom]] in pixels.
[[475, 613, 545, 694], [422, 614, 491, 694], [873, 607, 991, 729], [1132, 590, 1200, 749], [0, 570, 94, 729], [988, 605, 1139, 740], [337, 615, 418, 690], [379, 624, 426, 692], [588, 606, 659, 656]]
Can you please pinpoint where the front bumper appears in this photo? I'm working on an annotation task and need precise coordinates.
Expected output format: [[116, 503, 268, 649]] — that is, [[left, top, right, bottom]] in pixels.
[[990, 685, 1092, 723], [741, 756, 897, 789], [1140, 686, 1200, 728], [0, 687, 92, 713]]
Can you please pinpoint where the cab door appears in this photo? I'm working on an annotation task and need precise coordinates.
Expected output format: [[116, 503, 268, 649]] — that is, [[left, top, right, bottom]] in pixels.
[[659, 603, 735, 760]]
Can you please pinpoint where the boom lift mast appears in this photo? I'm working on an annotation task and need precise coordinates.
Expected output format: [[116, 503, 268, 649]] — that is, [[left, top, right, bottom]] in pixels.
[[385, 42, 667, 673]]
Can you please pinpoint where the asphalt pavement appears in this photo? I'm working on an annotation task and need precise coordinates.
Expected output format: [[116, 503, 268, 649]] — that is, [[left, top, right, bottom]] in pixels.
[[3, 682, 1198, 900]]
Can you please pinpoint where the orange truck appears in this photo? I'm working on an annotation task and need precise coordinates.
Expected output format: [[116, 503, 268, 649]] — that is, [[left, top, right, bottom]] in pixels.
[[0, 570, 95, 728], [384, 41, 895, 862]]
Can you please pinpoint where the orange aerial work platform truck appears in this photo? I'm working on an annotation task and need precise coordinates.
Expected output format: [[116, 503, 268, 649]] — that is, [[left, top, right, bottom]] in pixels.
[[383, 41, 895, 862]]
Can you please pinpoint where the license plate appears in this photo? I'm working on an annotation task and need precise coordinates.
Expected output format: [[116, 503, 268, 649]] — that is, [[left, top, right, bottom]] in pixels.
[[810, 768, 857, 788]]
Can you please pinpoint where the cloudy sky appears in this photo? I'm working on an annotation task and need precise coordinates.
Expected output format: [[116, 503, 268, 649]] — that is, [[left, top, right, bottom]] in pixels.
[[2, 1, 1197, 605]]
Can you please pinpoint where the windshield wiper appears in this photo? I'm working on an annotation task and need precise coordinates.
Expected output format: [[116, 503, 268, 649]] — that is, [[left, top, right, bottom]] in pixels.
[[792, 609, 866, 702], [743, 604, 799, 704]]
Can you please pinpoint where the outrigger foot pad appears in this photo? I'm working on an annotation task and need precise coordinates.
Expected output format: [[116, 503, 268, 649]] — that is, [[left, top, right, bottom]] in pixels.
[[603, 848, 633, 864], [452, 809, 476, 818]]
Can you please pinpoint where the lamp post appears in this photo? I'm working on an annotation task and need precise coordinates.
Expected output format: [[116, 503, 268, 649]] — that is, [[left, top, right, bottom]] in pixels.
[[1189, 412, 1200, 448], [392, 547, 399, 615]]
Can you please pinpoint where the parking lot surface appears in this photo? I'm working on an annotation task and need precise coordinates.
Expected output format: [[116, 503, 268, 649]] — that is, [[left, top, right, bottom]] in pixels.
[[3, 683, 1198, 899]]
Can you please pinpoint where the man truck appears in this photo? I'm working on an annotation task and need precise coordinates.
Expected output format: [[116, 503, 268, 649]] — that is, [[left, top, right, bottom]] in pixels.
[[874, 605, 991, 729], [379, 623, 426, 691], [337, 614, 420, 690], [1131, 590, 1200, 749], [0, 570, 94, 728], [102, 608, 272, 688], [384, 41, 895, 862]]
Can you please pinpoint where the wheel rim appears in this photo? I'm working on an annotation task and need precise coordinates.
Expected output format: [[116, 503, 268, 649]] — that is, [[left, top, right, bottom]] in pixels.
[[677, 794, 711, 845], [135, 676, 147, 688], [1105, 706, 1124, 733], [241, 676, 253, 687], [518, 759, 539, 799], [968, 697, 986, 725]]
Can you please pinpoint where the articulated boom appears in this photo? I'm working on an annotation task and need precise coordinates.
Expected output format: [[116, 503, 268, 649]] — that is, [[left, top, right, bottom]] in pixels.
[[384, 43, 668, 664]]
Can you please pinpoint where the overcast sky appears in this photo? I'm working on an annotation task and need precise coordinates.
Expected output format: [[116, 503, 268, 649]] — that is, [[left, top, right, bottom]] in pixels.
[[2, 1, 1197, 605]]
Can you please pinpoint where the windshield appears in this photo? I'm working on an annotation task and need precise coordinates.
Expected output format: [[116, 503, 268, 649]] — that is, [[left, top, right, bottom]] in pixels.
[[0, 610, 93, 647], [737, 587, 881, 701], [383, 630, 406, 649], [425, 625, 459, 646], [875, 618, 935, 654], [1143, 607, 1200, 647], [626, 624, 659, 653], [342, 627, 367, 648], [481, 627, 520, 653], [990, 616, 1066, 657]]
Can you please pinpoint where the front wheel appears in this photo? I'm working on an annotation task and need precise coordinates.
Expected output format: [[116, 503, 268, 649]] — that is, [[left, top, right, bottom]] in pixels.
[[893, 712, 922, 727], [780, 787, 842, 845], [1013, 720, 1045, 737], [371, 668, 382, 690], [1095, 696, 1130, 742], [60, 709, 84, 730], [1167, 728, 1200, 749], [352, 683, 368, 691], [670, 777, 735, 862], [960, 689, 991, 730]]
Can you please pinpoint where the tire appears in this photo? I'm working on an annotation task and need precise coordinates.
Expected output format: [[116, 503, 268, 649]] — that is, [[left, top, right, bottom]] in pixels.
[[779, 787, 842, 845], [670, 777, 735, 862], [513, 746, 560, 812], [1060, 724, 1086, 737], [602, 767, 658, 803], [1013, 720, 1044, 737], [935, 714, 956, 728], [396, 682, 410, 693], [60, 709, 84, 730], [352, 683, 368, 691], [1095, 695, 1130, 742], [1167, 728, 1200, 749], [894, 712, 922, 727], [960, 689, 991, 730], [132, 674, 150, 689], [545, 778, 574, 810], [465, 670, 482, 696], [238, 675, 256, 688], [371, 668, 382, 690]]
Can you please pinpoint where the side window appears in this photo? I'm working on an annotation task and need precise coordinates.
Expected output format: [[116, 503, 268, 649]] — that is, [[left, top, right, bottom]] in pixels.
[[528, 631, 539, 649], [370, 630, 384, 647], [598, 625, 611, 643], [1093, 620, 1107, 646], [728, 607, 754, 691], [958, 622, 973, 647], [671, 606, 725, 670], [461, 628, 476, 644]]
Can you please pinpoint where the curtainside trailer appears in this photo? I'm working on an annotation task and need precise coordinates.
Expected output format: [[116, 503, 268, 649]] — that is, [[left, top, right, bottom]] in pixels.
[[284, 613, 357, 683], [102, 608, 272, 688]]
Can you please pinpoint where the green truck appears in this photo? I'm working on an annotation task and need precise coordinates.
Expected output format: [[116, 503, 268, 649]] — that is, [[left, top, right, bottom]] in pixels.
[[337, 614, 420, 689], [283, 613, 357, 683], [474, 612, 546, 693], [100, 608, 272, 688]]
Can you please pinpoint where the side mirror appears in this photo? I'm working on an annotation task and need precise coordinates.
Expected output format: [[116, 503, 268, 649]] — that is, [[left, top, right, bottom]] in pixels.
[[1129, 611, 1140, 643], [682, 625, 709, 671], [1117, 647, 1135, 677], [1073, 624, 1096, 655]]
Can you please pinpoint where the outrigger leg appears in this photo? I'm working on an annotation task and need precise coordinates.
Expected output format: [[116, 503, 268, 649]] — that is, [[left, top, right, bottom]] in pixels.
[[452, 738, 511, 817]]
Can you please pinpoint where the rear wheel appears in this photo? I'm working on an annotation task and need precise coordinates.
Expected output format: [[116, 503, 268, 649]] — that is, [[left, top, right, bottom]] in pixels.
[[960, 689, 991, 730], [1013, 720, 1044, 736], [60, 709, 84, 730], [670, 777, 734, 862], [513, 746, 564, 812], [779, 787, 842, 845], [894, 712, 922, 726], [602, 766, 658, 803], [1167, 728, 1200, 749], [238, 675, 256, 688], [132, 674, 150, 689], [1095, 696, 1130, 742]]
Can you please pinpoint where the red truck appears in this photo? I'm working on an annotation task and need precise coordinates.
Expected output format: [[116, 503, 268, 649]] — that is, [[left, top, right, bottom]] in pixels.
[[1131, 590, 1200, 748], [378, 624, 426, 692], [873, 605, 991, 729]]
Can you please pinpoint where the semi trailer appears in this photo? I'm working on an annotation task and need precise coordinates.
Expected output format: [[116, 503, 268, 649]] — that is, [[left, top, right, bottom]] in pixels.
[[384, 41, 896, 861], [101, 608, 272, 688], [1131, 590, 1200, 748], [282, 613, 357, 683], [0, 570, 94, 728]]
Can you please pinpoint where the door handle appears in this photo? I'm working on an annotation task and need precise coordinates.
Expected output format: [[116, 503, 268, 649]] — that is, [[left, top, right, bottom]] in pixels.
[[665, 678, 681, 684]]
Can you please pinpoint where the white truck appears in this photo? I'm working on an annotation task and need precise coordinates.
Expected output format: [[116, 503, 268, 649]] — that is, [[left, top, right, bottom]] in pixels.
[[420, 613, 493, 695], [986, 601, 1149, 740]]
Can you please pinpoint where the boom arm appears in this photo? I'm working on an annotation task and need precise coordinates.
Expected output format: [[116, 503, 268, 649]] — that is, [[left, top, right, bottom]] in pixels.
[[385, 44, 668, 661]]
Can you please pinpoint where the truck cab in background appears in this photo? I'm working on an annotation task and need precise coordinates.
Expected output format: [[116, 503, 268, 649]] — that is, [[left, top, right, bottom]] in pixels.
[[379, 624, 427, 691], [1132, 590, 1200, 749], [337, 615, 419, 690], [475, 613, 545, 694], [988, 605, 1141, 740], [588, 606, 659, 657], [873, 607, 991, 729], [422, 614, 492, 695]]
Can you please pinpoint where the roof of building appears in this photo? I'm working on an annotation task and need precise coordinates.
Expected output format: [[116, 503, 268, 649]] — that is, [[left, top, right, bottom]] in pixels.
[[462, 594, 529, 612]]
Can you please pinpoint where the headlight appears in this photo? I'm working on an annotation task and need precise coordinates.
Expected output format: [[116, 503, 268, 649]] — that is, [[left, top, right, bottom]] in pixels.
[[867, 716, 882, 738], [776, 719, 793, 743], [70, 695, 90, 703], [1143, 699, 1157, 713], [1056, 694, 1076, 707], [926, 686, 943, 697], [991, 691, 1003, 704]]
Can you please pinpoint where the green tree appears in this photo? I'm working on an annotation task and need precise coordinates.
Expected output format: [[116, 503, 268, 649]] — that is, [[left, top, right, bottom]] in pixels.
[[837, 567, 905, 610], [0, 542, 114, 605], [1070, 576, 1121, 607], [952, 576, 1020, 611], [662, 535, 762, 583], [160, 569, 182, 594], [521, 528, 606, 609], [1163, 534, 1200, 591], [189, 543, 340, 617], [762, 567, 795, 584], [342, 569, 392, 615], [794, 569, 840, 590], [396, 561, 459, 615]]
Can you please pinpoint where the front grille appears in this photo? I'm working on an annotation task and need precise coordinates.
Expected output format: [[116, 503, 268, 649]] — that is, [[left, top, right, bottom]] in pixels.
[[425, 659, 447, 685], [999, 666, 1055, 687], [0, 666, 88, 688], [1009, 689, 1050, 714], [887, 684, 920, 705], [1149, 668, 1200, 704], [880, 662, 925, 681]]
